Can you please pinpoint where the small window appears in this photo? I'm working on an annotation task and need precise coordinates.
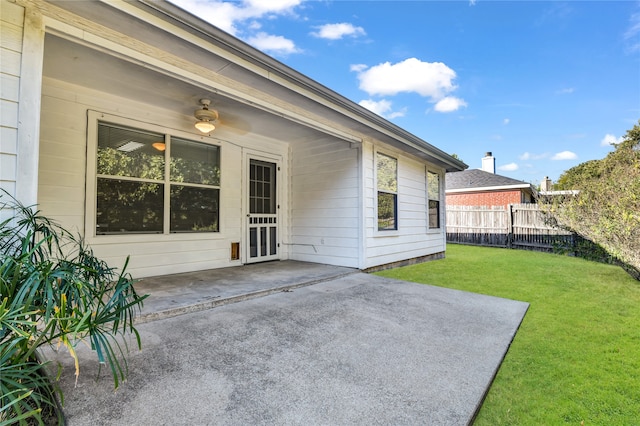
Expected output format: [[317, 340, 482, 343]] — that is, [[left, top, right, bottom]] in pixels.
[[377, 153, 398, 231], [428, 171, 440, 229], [96, 122, 220, 235]]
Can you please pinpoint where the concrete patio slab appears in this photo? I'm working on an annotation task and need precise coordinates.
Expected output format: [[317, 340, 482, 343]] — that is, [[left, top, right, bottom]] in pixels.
[[134, 260, 358, 323], [44, 270, 528, 426]]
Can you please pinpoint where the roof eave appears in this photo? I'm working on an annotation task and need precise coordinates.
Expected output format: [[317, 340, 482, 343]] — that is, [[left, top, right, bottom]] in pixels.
[[135, 0, 467, 172], [446, 184, 533, 193]]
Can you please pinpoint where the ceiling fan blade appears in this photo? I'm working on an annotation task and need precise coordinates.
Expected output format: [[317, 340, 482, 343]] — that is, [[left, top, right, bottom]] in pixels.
[[217, 112, 251, 135]]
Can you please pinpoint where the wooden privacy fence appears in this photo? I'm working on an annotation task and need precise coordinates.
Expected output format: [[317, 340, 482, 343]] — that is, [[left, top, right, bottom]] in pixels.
[[446, 204, 574, 251]]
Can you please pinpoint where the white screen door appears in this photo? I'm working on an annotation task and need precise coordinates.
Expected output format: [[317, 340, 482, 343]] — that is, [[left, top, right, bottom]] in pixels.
[[246, 158, 279, 262]]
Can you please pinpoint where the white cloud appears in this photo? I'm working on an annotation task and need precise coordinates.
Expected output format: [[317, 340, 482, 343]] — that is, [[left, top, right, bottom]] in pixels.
[[469, 0, 477, 6], [168, 0, 302, 51], [434, 96, 467, 113], [551, 151, 578, 160], [503, 118, 510, 125], [359, 99, 406, 119], [519, 152, 548, 160], [601, 133, 623, 146], [356, 58, 459, 99], [354, 58, 466, 113], [556, 87, 575, 94], [312, 23, 366, 40], [498, 163, 519, 172], [169, 0, 241, 34], [243, 0, 302, 14], [246, 32, 299, 55], [625, 11, 640, 53]]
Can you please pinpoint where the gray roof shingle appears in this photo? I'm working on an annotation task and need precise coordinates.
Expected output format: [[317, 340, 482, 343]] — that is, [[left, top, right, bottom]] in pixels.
[[446, 169, 532, 191]]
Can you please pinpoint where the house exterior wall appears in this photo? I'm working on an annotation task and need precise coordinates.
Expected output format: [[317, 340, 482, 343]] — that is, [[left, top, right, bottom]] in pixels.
[[288, 137, 361, 267], [363, 141, 446, 269], [0, 0, 24, 207], [446, 190, 524, 208], [4, 0, 458, 277], [38, 77, 290, 278]]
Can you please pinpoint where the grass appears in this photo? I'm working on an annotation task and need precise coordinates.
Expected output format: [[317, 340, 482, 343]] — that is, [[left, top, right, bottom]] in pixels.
[[376, 244, 640, 425]]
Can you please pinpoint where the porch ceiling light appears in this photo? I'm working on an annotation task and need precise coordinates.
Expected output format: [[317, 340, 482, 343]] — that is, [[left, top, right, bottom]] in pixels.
[[194, 99, 218, 133]]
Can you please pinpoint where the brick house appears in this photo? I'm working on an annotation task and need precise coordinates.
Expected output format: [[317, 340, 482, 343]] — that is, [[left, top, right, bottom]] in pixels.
[[445, 153, 535, 208]]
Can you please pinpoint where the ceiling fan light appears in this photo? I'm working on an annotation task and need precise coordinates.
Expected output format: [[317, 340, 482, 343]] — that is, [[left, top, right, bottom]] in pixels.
[[195, 120, 216, 133]]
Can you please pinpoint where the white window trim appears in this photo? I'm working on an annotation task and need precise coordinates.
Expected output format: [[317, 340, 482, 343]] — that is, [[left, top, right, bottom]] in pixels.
[[374, 150, 400, 236], [85, 110, 225, 245], [427, 168, 443, 232]]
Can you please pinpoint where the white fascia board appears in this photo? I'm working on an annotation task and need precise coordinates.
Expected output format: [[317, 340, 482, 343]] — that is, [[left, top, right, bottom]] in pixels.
[[446, 184, 532, 194], [539, 190, 580, 196]]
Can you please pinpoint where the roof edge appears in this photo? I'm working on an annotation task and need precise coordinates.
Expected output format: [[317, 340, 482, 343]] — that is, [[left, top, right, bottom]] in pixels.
[[134, 0, 467, 172], [446, 184, 533, 193]]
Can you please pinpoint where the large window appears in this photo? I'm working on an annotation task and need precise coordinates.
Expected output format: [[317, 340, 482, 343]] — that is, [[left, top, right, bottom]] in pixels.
[[427, 171, 440, 229], [377, 153, 398, 231], [96, 122, 220, 235]]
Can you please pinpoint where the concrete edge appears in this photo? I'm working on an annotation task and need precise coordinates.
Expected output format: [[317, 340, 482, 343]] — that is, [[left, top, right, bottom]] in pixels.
[[363, 252, 445, 273], [467, 302, 530, 425], [135, 270, 360, 324]]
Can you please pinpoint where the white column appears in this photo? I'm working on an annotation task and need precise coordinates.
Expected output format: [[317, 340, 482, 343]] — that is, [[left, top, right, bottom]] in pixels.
[[15, 6, 44, 207]]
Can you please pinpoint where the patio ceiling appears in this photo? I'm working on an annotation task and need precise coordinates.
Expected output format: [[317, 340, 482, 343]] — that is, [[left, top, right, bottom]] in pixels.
[[42, 33, 323, 143]]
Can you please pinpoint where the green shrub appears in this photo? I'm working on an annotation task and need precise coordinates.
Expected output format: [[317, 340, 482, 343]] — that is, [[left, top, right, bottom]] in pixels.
[[0, 192, 147, 425]]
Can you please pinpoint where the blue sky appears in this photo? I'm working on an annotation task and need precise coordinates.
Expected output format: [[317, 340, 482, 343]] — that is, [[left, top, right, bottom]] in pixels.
[[169, 0, 640, 184]]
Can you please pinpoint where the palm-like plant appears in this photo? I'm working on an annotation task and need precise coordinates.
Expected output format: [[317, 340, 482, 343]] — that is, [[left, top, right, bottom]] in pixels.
[[0, 192, 147, 425]]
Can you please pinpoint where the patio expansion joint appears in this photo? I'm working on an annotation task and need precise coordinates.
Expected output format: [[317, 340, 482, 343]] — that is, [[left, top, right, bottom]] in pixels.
[[135, 270, 360, 324]]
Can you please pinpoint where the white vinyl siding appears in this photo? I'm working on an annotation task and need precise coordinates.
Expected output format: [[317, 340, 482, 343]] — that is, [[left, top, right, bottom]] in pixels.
[[37, 77, 289, 278], [0, 0, 23, 205], [363, 141, 446, 269], [288, 136, 360, 267]]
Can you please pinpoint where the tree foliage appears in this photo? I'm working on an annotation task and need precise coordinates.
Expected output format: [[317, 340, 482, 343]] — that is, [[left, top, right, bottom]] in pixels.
[[545, 120, 640, 275], [0, 192, 147, 424]]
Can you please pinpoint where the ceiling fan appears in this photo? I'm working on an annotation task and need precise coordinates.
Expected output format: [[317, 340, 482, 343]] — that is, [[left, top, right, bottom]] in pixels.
[[193, 98, 250, 135], [194, 99, 218, 133]]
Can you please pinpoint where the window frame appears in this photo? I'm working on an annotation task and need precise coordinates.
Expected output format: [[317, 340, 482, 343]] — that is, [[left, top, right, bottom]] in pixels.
[[427, 169, 442, 230], [375, 151, 399, 233], [86, 111, 223, 242]]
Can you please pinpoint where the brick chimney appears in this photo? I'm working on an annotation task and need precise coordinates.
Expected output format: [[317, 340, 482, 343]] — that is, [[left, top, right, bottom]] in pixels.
[[481, 152, 495, 174]]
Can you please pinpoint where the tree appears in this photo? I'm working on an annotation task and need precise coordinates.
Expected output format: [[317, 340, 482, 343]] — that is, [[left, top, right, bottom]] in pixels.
[[544, 120, 640, 276]]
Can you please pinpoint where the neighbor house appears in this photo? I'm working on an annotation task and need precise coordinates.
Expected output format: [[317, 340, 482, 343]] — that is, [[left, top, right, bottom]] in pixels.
[[446, 152, 534, 208], [1, 0, 466, 278]]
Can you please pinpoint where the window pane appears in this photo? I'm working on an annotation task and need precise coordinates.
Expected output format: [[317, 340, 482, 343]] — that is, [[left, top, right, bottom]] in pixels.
[[428, 171, 440, 201], [377, 153, 397, 192], [429, 200, 440, 229], [250, 228, 257, 258], [170, 186, 219, 232], [260, 226, 267, 256], [96, 178, 163, 234], [378, 191, 397, 231], [249, 160, 276, 214], [97, 123, 164, 180], [270, 226, 277, 255], [170, 138, 220, 186]]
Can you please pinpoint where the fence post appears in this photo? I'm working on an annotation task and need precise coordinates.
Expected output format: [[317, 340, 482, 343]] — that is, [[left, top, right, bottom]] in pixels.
[[507, 204, 513, 249]]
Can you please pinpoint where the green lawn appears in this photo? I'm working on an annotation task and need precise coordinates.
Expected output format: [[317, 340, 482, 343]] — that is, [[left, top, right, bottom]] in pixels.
[[376, 244, 640, 425]]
